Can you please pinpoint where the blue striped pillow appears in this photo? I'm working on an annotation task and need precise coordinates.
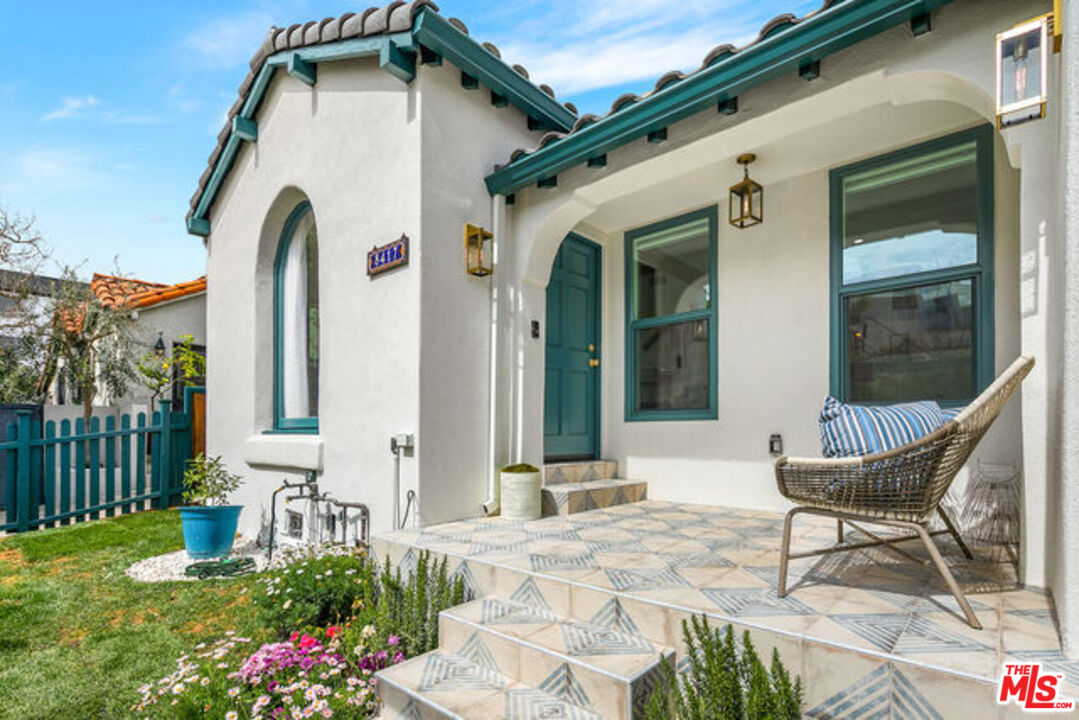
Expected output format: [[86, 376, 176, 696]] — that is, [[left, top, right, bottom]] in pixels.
[[940, 407, 961, 422], [819, 397, 945, 458]]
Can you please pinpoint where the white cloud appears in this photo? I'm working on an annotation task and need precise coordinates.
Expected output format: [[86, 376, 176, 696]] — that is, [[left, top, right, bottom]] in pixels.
[[42, 95, 101, 121], [0, 147, 102, 194], [468, 0, 817, 100], [182, 11, 275, 69]]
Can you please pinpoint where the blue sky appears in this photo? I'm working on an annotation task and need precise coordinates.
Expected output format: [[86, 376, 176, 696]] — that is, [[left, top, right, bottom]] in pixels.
[[0, 0, 816, 284]]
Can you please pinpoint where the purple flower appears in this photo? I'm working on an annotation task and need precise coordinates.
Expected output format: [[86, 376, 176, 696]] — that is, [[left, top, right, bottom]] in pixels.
[[387, 635, 400, 647]]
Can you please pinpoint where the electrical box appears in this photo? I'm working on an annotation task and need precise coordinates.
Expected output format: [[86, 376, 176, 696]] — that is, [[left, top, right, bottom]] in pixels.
[[391, 434, 414, 453]]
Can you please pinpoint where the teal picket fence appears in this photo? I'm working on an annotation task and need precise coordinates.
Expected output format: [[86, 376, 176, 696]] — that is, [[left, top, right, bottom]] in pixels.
[[0, 399, 192, 533]]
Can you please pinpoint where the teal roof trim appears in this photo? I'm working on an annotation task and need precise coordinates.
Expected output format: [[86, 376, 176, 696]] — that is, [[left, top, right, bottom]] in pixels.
[[412, 11, 577, 132], [484, 0, 955, 196], [186, 5, 576, 236]]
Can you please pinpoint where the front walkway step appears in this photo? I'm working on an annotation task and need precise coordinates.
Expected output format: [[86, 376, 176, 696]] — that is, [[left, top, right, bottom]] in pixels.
[[541, 479, 647, 516], [439, 597, 674, 719], [544, 460, 617, 484], [377, 649, 604, 719]]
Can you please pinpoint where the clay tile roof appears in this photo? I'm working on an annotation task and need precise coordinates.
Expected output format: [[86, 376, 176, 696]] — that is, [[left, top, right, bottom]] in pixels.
[[90, 274, 168, 309], [188, 0, 575, 224], [126, 277, 208, 309], [497, 0, 845, 176]]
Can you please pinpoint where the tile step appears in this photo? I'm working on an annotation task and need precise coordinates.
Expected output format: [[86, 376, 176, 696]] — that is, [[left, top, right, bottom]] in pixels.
[[439, 597, 673, 719], [377, 649, 604, 720], [543, 460, 618, 484], [541, 479, 647, 516]]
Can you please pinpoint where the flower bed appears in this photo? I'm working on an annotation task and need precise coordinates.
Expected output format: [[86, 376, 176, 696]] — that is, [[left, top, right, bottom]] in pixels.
[[134, 547, 464, 719]]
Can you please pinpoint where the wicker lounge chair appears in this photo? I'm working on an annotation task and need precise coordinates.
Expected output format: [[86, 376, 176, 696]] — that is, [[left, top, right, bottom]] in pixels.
[[774, 355, 1034, 629]]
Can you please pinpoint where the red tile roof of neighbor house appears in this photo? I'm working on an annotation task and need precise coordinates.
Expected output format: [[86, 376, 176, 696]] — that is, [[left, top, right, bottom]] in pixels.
[[90, 274, 167, 308], [89, 274, 206, 310], [126, 277, 207, 309]]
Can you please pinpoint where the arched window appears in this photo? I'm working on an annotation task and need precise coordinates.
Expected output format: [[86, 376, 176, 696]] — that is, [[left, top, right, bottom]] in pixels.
[[274, 201, 319, 431]]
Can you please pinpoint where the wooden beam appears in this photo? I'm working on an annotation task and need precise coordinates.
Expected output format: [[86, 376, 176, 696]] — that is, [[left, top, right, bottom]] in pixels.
[[490, 91, 508, 107], [910, 12, 931, 36], [419, 45, 442, 65], [799, 60, 821, 80], [717, 97, 738, 115], [537, 176, 557, 189], [380, 38, 416, 83], [587, 154, 607, 168], [187, 217, 211, 237], [647, 128, 668, 143], [461, 71, 478, 89], [232, 116, 258, 142], [287, 53, 316, 86]]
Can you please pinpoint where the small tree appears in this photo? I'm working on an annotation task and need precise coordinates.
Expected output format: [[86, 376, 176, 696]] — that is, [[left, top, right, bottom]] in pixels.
[[0, 206, 52, 403], [136, 334, 205, 412], [37, 267, 139, 426]]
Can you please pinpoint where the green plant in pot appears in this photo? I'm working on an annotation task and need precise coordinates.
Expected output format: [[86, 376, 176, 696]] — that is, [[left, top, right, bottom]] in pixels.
[[179, 453, 244, 559], [500, 463, 542, 520]]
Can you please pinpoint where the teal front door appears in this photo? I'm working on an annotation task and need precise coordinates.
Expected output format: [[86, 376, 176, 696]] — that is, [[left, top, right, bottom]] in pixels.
[[544, 234, 601, 461]]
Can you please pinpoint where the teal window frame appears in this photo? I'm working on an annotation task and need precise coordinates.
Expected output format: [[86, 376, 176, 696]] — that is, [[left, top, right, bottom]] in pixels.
[[624, 206, 719, 422], [829, 124, 995, 406], [272, 201, 319, 433]]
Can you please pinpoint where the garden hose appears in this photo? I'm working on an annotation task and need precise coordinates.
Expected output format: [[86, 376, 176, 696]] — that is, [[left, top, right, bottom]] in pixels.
[[184, 557, 256, 579]]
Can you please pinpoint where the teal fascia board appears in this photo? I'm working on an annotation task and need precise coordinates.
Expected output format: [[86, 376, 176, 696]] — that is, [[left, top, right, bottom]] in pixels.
[[188, 34, 411, 234], [187, 10, 580, 236], [412, 9, 576, 132], [484, 0, 954, 196]]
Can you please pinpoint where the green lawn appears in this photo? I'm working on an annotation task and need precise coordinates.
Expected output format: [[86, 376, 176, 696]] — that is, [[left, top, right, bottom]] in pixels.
[[0, 510, 264, 719]]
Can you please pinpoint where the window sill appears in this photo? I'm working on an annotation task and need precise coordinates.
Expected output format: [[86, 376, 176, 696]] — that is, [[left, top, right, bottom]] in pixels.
[[244, 433, 323, 471], [625, 411, 718, 423]]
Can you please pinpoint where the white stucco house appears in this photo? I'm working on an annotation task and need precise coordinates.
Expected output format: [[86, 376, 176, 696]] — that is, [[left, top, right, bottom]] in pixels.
[[187, 0, 1079, 669]]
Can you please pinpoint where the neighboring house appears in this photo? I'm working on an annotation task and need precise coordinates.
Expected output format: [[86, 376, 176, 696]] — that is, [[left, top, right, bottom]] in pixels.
[[44, 273, 207, 417], [186, 0, 1078, 656], [0, 269, 87, 350]]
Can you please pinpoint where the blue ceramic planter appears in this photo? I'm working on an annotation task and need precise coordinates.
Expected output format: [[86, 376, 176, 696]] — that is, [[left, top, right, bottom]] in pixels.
[[180, 505, 242, 559]]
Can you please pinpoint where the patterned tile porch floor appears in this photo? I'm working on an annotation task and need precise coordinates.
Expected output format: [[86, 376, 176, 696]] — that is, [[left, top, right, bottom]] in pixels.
[[375, 500, 1075, 717]]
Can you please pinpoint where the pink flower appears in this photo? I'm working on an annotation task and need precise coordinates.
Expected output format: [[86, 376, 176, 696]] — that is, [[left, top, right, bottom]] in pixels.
[[386, 635, 400, 647]]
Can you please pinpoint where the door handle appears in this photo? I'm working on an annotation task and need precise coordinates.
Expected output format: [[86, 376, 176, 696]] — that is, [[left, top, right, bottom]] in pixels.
[[588, 358, 600, 368]]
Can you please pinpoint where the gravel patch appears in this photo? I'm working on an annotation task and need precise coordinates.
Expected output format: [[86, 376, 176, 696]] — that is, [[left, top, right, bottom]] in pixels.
[[126, 542, 270, 582]]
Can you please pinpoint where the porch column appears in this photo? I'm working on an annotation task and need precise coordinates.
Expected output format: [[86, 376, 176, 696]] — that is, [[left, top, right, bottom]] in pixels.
[[1055, 10, 1079, 660]]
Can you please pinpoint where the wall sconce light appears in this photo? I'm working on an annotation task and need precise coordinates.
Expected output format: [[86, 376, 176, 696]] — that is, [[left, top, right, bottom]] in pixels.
[[729, 153, 763, 229], [464, 223, 493, 277], [995, 14, 1052, 128], [153, 333, 166, 358]]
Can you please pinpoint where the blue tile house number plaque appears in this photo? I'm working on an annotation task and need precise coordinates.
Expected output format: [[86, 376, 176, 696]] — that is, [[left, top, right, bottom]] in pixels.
[[367, 235, 409, 278]]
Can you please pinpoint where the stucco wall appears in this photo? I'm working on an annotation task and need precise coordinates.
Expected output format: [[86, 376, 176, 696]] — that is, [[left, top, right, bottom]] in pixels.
[[205, 58, 424, 541], [1052, 0, 1079, 658], [205, 53, 542, 540], [122, 293, 207, 410], [575, 118, 1022, 514], [415, 63, 541, 525]]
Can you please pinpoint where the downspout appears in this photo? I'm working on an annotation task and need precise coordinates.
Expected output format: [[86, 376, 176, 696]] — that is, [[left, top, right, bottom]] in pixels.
[[483, 193, 507, 515]]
